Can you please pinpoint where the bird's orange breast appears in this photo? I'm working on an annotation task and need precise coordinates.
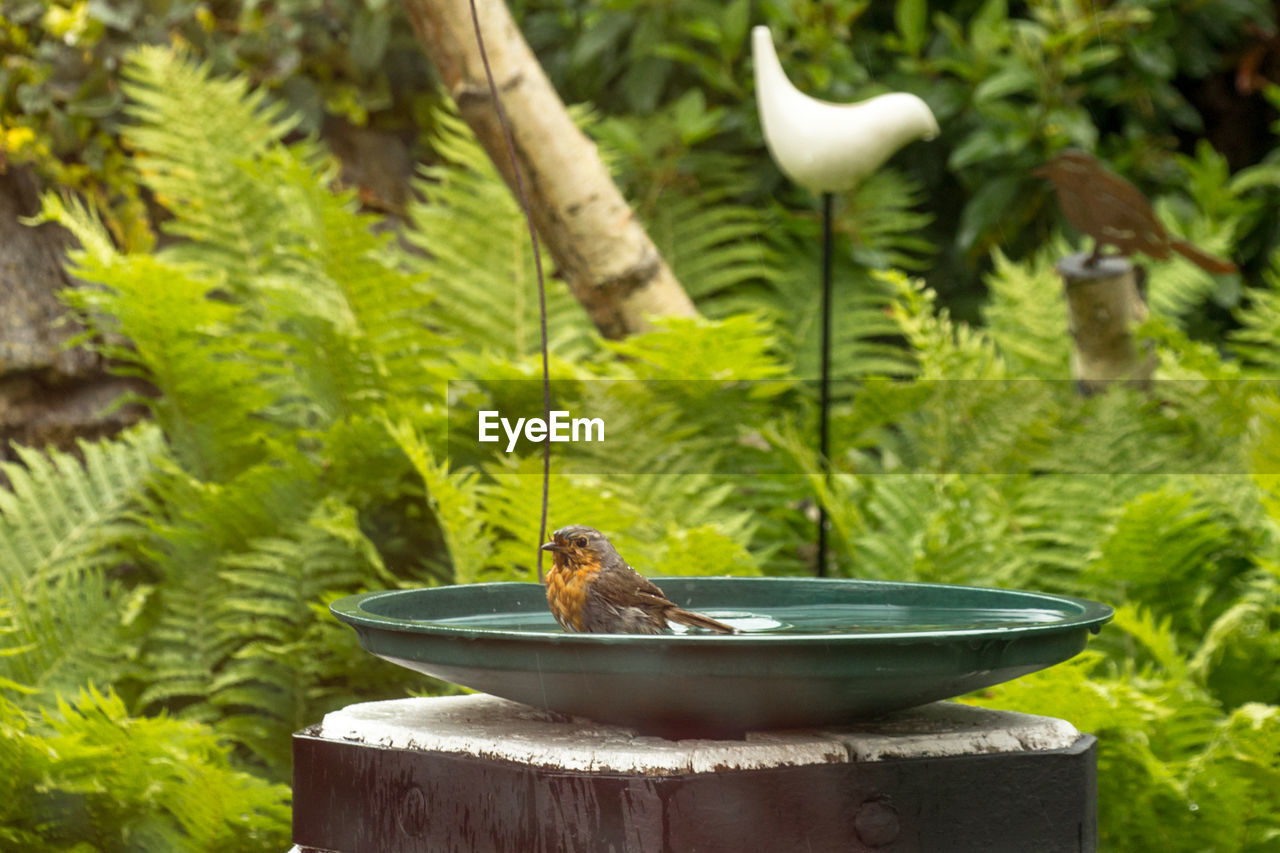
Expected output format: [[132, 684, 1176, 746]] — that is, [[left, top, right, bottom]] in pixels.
[[546, 561, 601, 632]]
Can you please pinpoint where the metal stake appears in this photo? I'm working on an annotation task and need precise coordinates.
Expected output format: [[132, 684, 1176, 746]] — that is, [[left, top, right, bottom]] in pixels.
[[817, 192, 833, 577]]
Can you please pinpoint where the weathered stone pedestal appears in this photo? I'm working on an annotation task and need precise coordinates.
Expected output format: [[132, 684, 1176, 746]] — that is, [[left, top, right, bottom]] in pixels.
[[292, 694, 1096, 853]]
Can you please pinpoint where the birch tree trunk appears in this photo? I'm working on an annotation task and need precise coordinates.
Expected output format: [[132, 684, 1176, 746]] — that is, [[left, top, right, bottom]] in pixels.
[[399, 0, 698, 338]]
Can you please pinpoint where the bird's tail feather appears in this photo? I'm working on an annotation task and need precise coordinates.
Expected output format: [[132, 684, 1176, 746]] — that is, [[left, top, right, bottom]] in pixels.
[[668, 608, 737, 634], [1171, 240, 1237, 274]]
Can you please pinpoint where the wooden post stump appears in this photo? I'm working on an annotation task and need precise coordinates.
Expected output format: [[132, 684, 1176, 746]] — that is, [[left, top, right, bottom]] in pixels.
[[1056, 252, 1154, 394], [291, 694, 1097, 852]]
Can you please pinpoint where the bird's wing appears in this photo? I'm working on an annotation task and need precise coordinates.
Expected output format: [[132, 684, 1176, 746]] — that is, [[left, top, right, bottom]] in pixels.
[[588, 563, 670, 606], [626, 568, 674, 606], [613, 564, 738, 633], [1097, 172, 1163, 221], [1091, 191, 1168, 254]]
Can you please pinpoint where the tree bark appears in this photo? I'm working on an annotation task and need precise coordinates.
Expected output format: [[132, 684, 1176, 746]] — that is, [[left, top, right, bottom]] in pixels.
[[399, 0, 698, 338], [0, 168, 143, 458]]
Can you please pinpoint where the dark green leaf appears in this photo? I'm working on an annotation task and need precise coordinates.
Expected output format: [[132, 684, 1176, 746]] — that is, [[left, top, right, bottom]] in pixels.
[[955, 173, 1021, 253]]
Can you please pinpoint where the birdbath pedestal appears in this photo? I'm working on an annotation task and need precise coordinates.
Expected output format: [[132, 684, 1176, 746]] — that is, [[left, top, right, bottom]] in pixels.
[[290, 693, 1097, 852]]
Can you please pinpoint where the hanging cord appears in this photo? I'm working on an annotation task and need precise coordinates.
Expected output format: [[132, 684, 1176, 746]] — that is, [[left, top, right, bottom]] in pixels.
[[817, 192, 833, 578], [467, 0, 553, 583]]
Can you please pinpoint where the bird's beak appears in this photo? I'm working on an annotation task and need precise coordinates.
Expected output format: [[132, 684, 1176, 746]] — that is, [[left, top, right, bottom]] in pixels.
[[540, 541, 562, 553]]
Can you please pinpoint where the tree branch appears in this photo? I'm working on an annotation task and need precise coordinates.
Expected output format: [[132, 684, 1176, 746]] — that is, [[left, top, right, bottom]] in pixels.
[[400, 0, 698, 338]]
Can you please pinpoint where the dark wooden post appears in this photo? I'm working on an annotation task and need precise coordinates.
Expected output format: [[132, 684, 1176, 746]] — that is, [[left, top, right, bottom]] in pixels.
[[292, 694, 1098, 852], [1056, 252, 1154, 394]]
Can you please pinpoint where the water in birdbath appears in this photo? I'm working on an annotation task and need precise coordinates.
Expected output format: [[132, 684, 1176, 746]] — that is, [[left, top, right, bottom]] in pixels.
[[429, 603, 1069, 635]]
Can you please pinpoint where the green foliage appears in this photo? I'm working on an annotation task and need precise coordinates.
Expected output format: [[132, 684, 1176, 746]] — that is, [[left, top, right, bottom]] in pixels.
[[808, 269, 1280, 847], [10, 0, 1272, 317], [980, 245, 1071, 377], [1231, 223, 1280, 374], [5, 48, 784, 809], [522, 0, 1275, 311], [0, 0, 433, 244], [3, 33, 1279, 850], [0, 426, 163, 700], [23, 48, 441, 780], [968, 629, 1280, 851], [403, 106, 596, 361], [0, 687, 289, 851]]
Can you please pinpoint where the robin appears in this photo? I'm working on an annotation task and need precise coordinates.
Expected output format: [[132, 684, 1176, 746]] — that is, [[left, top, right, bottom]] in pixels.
[[540, 525, 737, 634], [1035, 150, 1236, 273]]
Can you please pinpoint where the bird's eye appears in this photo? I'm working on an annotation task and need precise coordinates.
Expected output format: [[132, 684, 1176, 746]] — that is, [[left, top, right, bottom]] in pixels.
[[575, 537, 588, 547]]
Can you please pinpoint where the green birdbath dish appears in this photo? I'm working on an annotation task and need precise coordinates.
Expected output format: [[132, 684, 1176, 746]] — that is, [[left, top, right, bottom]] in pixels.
[[331, 578, 1111, 737]]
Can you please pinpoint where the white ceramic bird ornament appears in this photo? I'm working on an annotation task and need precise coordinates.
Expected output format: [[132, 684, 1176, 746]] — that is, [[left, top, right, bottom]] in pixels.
[[752, 26, 939, 193]]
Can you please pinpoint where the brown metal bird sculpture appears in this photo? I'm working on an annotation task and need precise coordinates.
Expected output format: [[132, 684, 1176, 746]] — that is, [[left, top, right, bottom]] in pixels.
[[1035, 150, 1236, 273]]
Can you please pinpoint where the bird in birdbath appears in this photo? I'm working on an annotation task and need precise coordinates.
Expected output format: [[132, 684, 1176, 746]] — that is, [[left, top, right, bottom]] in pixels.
[[542, 526, 737, 634], [1035, 150, 1236, 273]]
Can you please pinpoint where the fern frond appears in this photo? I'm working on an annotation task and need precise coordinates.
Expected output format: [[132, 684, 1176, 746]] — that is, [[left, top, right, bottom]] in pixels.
[[1003, 473, 1156, 591], [59, 253, 282, 480], [889, 272, 1006, 379], [480, 456, 649, 582], [0, 687, 290, 850], [122, 46, 302, 291], [239, 150, 451, 424], [605, 313, 786, 380], [403, 105, 596, 361], [0, 427, 164, 699], [131, 457, 394, 772], [129, 457, 324, 723], [643, 186, 784, 310], [647, 522, 762, 577], [1231, 256, 1280, 375], [479, 455, 762, 581], [119, 48, 452, 434], [1144, 216, 1228, 320], [211, 497, 387, 768], [846, 474, 940, 581], [1086, 483, 1247, 632], [1189, 567, 1280, 708], [980, 245, 1072, 377], [1183, 703, 1280, 849], [1109, 604, 1189, 681], [23, 192, 119, 267], [1143, 144, 1244, 322], [772, 235, 916, 379], [447, 316, 793, 487], [845, 474, 1031, 586], [389, 419, 493, 585], [841, 167, 936, 273]]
